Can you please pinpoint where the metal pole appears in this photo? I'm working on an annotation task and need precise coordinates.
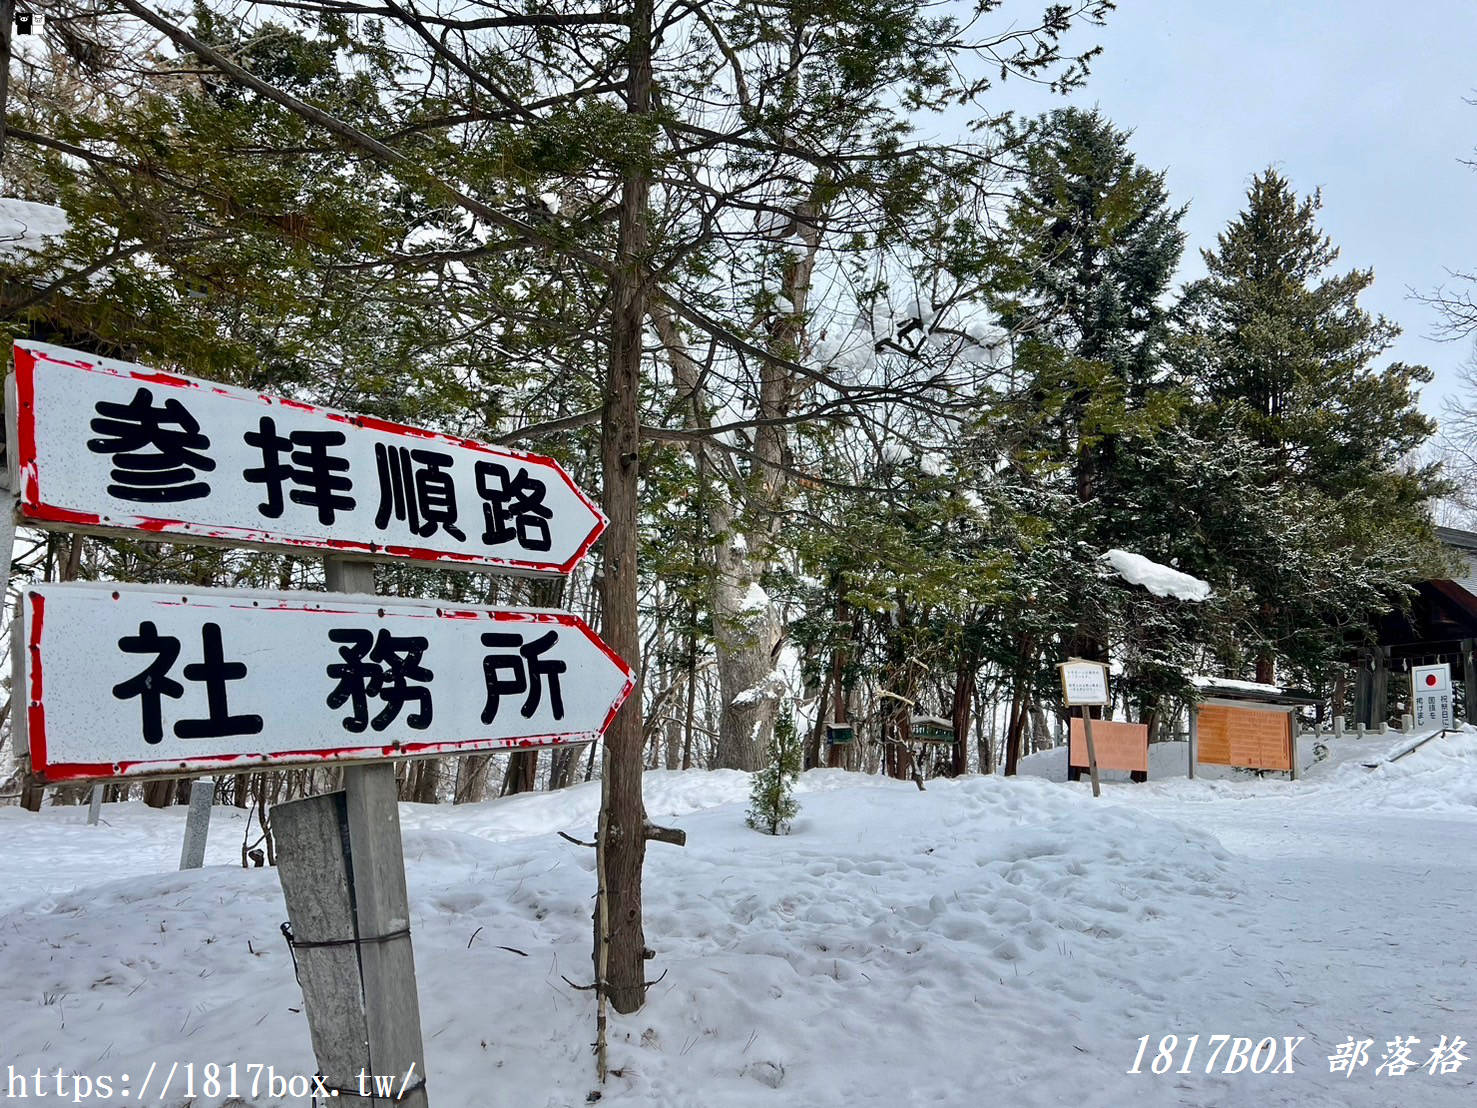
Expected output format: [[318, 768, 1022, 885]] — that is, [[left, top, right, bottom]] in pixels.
[[1287, 711, 1300, 783]]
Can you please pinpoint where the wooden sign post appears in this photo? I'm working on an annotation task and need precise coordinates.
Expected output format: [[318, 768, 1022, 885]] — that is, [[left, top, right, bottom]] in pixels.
[[1059, 659, 1109, 798], [277, 555, 428, 1108], [7, 341, 634, 1106]]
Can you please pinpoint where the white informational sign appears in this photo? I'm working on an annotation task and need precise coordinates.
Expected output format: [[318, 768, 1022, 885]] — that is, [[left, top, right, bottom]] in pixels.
[[1059, 659, 1109, 706], [1411, 663, 1453, 731], [17, 582, 635, 782], [8, 341, 605, 575]]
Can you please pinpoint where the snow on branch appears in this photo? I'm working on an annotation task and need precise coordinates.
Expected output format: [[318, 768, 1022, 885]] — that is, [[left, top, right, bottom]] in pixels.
[[1101, 549, 1212, 602], [0, 198, 69, 260]]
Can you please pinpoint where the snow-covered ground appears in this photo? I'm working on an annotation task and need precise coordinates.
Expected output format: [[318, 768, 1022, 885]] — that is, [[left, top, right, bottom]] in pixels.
[[0, 730, 1473, 1106]]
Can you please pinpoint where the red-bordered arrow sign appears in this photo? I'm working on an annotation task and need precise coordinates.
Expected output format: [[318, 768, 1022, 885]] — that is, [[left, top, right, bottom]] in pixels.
[[7, 340, 605, 575], [18, 582, 635, 782]]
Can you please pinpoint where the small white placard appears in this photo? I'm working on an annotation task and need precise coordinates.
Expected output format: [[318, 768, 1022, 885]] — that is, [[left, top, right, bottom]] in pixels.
[[1059, 660, 1109, 706]]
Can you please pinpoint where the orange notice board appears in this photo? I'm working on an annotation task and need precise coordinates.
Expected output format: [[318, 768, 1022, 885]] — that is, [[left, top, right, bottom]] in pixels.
[[1069, 718, 1149, 773], [1195, 704, 1293, 771]]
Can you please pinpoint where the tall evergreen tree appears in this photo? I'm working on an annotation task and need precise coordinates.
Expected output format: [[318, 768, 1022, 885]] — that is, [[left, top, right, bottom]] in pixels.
[[1182, 170, 1447, 683], [987, 108, 1189, 771]]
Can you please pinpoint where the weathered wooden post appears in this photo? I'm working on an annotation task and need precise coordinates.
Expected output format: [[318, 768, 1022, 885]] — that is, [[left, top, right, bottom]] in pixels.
[[274, 760, 427, 1108], [86, 783, 103, 825], [1079, 709, 1102, 797], [276, 555, 429, 1108], [272, 792, 373, 1105]]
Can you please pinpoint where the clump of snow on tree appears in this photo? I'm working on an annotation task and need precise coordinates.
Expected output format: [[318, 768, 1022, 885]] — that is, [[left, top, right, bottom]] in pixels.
[[740, 580, 770, 613], [1102, 549, 1212, 602], [730, 641, 804, 710], [0, 198, 68, 259]]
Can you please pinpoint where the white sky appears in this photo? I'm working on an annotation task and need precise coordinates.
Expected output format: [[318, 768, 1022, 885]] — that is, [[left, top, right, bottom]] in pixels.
[[991, 0, 1477, 420]]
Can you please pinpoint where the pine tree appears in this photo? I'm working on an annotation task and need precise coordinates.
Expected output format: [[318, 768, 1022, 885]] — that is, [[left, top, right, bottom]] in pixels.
[[987, 108, 1190, 771], [1181, 170, 1449, 683], [747, 701, 802, 835]]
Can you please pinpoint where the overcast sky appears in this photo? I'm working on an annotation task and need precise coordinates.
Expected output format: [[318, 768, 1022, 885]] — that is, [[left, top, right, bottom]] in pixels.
[[993, 0, 1477, 419]]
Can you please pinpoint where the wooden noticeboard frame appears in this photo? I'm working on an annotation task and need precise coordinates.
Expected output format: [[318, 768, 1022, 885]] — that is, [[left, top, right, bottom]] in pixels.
[[1068, 718, 1148, 780], [1190, 699, 1298, 781]]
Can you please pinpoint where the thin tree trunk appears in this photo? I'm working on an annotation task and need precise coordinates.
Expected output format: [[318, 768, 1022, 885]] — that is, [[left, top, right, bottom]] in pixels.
[[827, 594, 851, 770], [547, 747, 577, 791], [1002, 637, 1034, 777], [1255, 650, 1275, 686], [500, 751, 538, 796], [455, 754, 493, 803], [950, 660, 975, 776], [805, 668, 831, 770], [142, 779, 174, 809], [681, 627, 698, 771], [594, 0, 653, 1016]]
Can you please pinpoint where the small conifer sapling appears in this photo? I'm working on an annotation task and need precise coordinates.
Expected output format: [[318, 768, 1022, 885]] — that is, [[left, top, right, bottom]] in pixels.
[[746, 700, 801, 834]]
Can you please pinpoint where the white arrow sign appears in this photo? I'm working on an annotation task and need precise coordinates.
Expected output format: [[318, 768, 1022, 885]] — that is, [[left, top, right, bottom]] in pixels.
[[16, 582, 634, 782], [8, 340, 605, 575]]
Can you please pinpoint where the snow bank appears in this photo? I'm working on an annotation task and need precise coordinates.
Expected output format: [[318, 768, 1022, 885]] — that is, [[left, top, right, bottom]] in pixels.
[[1102, 548, 1212, 601], [1, 745, 1475, 1106], [0, 773, 1241, 1108]]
